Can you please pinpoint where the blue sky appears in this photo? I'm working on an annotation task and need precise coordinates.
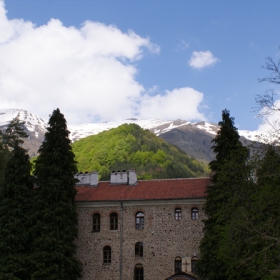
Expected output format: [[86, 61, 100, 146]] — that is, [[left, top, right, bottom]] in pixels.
[[1, 0, 280, 130]]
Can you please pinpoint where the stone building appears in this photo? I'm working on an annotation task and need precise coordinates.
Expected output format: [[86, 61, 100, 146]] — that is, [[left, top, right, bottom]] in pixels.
[[75, 170, 210, 280]]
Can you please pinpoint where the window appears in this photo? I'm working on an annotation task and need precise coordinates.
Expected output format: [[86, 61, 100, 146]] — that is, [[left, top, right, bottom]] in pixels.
[[174, 257, 182, 273], [110, 212, 118, 230], [135, 212, 144, 230], [92, 213, 100, 232], [175, 208, 182, 220], [191, 208, 199, 220], [103, 246, 111, 264], [191, 257, 198, 273], [134, 264, 144, 280], [135, 242, 143, 257]]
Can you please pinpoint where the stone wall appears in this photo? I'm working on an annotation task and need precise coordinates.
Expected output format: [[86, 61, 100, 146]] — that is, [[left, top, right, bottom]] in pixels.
[[76, 198, 205, 280]]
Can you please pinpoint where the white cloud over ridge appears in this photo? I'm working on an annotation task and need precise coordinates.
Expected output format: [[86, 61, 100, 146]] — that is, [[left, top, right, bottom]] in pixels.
[[139, 87, 205, 120], [189, 51, 219, 69], [0, 0, 206, 124]]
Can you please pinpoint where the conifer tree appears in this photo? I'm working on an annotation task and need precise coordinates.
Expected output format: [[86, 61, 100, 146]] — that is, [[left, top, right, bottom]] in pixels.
[[196, 109, 250, 280], [0, 115, 27, 150], [219, 146, 280, 280], [0, 142, 8, 191], [0, 119, 33, 279], [30, 108, 82, 280], [244, 147, 280, 279], [0, 115, 27, 191]]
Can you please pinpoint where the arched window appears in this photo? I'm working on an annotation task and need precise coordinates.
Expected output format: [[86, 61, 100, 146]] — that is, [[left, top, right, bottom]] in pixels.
[[191, 208, 199, 220], [174, 256, 182, 273], [134, 264, 144, 280], [135, 242, 143, 257], [110, 212, 118, 230], [191, 256, 198, 273], [92, 213, 100, 232], [175, 208, 182, 220], [135, 212, 144, 229], [103, 246, 111, 264]]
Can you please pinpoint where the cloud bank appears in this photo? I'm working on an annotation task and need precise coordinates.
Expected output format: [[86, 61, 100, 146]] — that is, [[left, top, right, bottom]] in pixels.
[[189, 51, 219, 69], [0, 0, 206, 124]]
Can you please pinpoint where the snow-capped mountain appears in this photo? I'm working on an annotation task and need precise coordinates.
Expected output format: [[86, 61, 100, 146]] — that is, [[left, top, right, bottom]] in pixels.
[[0, 109, 268, 162], [0, 109, 48, 156]]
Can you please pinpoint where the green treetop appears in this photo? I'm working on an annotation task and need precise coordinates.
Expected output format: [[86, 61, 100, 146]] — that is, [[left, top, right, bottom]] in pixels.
[[0, 118, 33, 279], [30, 108, 82, 280], [197, 109, 251, 280]]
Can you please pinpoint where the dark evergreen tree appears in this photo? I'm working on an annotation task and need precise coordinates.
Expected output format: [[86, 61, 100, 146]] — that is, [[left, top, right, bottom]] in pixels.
[[0, 115, 27, 191], [220, 146, 280, 280], [30, 109, 82, 280], [0, 115, 27, 150], [196, 109, 251, 280], [0, 121, 33, 279], [0, 142, 8, 191], [244, 147, 280, 280]]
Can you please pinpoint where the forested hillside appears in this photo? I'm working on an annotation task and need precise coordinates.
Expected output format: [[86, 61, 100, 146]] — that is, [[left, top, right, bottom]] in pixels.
[[72, 123, 209, 180]]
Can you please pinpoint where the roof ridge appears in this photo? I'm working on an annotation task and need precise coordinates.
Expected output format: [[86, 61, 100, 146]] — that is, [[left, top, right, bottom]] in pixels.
[[139, 177, 210, 182]]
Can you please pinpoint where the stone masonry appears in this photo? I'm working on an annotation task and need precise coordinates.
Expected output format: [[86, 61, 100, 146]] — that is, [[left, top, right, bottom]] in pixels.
[[76, 198, 205, 280]]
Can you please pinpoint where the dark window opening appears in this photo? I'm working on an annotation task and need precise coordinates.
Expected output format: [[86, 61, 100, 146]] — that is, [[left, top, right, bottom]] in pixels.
[[92, 213, 100, 232], [174, 256, 182, 273], [135, 242, 143, 257], [191, 208, 199, 220], [135, 212, 144, 230], [175, 208, 182, 220], [103, 246, 111, 264], [110, 212, 118, 230], [192, 257, 198, 273], [134, 264, 144, 280]]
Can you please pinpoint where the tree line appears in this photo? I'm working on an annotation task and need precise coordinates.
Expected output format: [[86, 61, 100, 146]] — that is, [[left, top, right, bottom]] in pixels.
[[197, 52, 280, 280], [0, 109, 82, 280]]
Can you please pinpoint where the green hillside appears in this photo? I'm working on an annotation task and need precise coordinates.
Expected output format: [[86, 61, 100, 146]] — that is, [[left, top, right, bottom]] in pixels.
[[72, 123, 209, 180]]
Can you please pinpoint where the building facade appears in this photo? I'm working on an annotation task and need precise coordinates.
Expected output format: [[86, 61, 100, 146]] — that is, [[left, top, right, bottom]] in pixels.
[[75, 170, 210, 280]]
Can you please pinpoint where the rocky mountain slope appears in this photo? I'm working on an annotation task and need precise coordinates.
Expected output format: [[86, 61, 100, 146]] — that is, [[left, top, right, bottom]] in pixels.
[[0, 109, 263, 163]]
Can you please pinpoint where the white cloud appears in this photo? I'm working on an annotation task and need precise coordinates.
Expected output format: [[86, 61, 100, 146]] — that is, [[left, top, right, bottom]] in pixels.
[[138, 87, 206, 121], [258, 99, 280, 131], [188, 51, 219, 69], [0, 0, 206, 124]]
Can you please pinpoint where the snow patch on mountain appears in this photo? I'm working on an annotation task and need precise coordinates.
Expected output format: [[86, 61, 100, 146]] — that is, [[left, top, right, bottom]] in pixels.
[[0, 108, 271, 143], [0, 108, 48, 138]]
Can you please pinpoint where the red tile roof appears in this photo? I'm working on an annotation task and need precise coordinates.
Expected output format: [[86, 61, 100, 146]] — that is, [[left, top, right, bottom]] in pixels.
[[75, 177, 210, 202]]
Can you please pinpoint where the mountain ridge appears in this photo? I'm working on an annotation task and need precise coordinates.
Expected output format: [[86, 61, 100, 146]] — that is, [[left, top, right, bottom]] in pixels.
[[0, 108, 266, 162]]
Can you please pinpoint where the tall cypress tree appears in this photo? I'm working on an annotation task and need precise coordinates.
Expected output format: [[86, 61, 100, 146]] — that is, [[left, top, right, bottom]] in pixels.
[[0, 119, 33, 279], [196, 109, 250, 280], [30, 109, 82, 280]]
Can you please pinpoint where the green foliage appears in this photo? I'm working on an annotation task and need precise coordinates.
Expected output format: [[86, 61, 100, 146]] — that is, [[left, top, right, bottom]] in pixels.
[[0, 142, 9, 191], [223, 146, 280, 280], [0, 134, 33, 279], [0, 116, 29, 192], [197, 109, 251, 280], [72, 123, 209, 180], [30, 109, 82, 280], [0, 115, 28, 150]]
